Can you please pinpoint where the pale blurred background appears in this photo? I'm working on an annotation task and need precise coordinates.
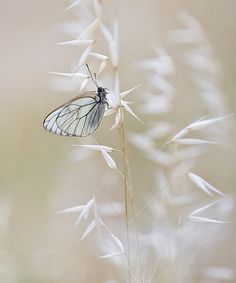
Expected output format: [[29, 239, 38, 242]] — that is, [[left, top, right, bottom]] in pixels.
[[0, 0, 236, 282]]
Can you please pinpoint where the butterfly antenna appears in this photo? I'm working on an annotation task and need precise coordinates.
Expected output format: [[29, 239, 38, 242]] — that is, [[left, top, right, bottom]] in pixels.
[[94, 73, 98, 86], [86, 64, 98, 87]]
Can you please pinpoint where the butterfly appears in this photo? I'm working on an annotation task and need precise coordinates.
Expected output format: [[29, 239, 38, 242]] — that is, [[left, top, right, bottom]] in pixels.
[[43, 65, 109, 137]]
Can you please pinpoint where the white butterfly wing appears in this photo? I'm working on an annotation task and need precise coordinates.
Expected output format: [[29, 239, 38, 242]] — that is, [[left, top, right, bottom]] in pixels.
[[78, 102, 106, 137], [43, 94, 106, 137], [43, 106, 67, 136]]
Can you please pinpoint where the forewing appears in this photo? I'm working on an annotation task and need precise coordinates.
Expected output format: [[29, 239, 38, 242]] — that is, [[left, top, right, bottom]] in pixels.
[[43, 106, 67, 135], [56, 97, 97, 136], [43, 93, 106, 137], [43, 94, 96, 136]]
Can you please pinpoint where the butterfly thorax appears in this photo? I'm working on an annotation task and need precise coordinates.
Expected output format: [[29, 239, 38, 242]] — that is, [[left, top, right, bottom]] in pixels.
[[96, 87, 107, 103]]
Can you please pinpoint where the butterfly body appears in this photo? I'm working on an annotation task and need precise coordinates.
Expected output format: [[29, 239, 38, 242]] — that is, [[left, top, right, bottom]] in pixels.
[[43, 87, 108, 137], [96, 86, 107, 103]]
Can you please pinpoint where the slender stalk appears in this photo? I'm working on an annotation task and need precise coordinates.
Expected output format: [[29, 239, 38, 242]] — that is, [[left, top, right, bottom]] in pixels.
[[119, 106, 143, 283], [119, 106, 131, 282], [111, 20, 143, 278]]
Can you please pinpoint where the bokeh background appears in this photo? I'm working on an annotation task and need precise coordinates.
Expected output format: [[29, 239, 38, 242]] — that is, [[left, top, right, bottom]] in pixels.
[[0, 0, 236, 282]]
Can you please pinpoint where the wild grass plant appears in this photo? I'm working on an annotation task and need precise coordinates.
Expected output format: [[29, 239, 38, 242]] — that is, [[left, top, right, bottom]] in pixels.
[[51, 1, 234, 282]]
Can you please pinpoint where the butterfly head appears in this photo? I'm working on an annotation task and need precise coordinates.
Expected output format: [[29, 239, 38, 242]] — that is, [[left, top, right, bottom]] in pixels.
[[97, 86, 105, 93]]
